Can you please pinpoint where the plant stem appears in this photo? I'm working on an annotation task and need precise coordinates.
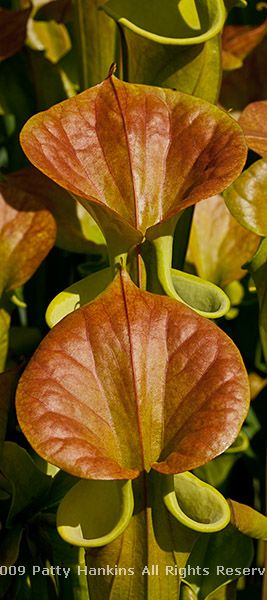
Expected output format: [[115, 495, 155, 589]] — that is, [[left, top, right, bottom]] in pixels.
[[73, 0, 117, 91], [172, 206, 194, 271]]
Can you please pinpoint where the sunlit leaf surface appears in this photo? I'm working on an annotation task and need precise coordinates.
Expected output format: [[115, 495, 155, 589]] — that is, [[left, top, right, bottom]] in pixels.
[[224, 157, 267, 236], [228, 499, 267, 540], [16, 270, 249, 479], [20, 74, 247, 252]]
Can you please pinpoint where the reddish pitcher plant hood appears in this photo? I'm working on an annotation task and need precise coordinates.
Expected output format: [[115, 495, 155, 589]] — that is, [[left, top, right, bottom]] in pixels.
[[16, 270, 249, 479], [20, 72, 247, 255]]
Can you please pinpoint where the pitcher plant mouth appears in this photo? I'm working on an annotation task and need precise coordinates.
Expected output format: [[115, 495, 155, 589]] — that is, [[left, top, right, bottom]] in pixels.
[[162, 472, 231, 533], [57, 479, 134, 547], [56, 469, 232, 551], [103, 0, 226, 45], [45, 264, 230, 329]]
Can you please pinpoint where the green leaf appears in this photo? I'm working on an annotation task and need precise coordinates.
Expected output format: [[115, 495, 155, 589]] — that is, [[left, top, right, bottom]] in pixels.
[[163, 472, 230, 533], [26, 49, 75, 111], [184, 525, 254, 600], [0, 442, 52, 526], [0, 526, 23, 567], [8, 326, 42, 361], [46, 469, 79, 508], [181, 582, 238, 600], [16, 270, 249, 479], [193, 430, 249, 489], [225, 430, 249, 453], [20, 74, 247, 258], [57, 479, 134, 546], [193, 454, 241, 489], [180, 583, 198, 600], [27, 20, 71, 64]]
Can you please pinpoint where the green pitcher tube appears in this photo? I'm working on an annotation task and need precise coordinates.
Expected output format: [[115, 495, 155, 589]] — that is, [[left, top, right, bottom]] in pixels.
[[102, 0, 244, 102]]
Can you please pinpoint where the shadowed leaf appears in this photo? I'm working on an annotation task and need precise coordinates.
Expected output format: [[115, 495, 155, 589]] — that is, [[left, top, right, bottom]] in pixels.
[[0, 367, 21, 457], [221, 34, 267, 111], [8, 168, 106, 254], [16, 270, 249, 479], [34, 0, 72, 23], [239, 100, 267, 156], [0, 442, 52, 526], [0, 527, 23, 567], [222, 20, 267, 70], [186, 194, 259, 287], [194, 453, 242, 490], [0, 181, 56, 297], [185, 525, 253, 600], [0, 6, 31, 62], [20, 74, 247, 253]]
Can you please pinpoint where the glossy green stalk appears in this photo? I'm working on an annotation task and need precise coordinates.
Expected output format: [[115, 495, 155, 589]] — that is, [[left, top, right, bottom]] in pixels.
[[73, 0, 117, 90], [84, 472, 194, 600], [79, 470, 231, 600]]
